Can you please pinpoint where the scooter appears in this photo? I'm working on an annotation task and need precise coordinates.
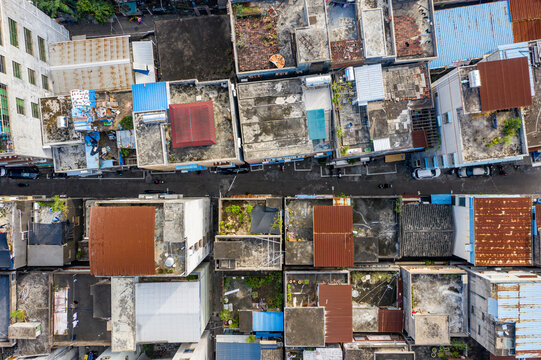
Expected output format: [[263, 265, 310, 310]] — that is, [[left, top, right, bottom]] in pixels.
[[153, 180, 165, 184], [497, 165, 507, 176], [378, 183, 392, 189], [17, 183, 29, 187]]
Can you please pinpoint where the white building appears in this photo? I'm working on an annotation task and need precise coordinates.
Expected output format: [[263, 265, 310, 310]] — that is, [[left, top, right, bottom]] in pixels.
[[0, 0, 69, 164]]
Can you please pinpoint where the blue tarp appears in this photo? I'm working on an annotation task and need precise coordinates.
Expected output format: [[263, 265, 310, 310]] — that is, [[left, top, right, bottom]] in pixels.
[[0, 275, 10, 342], [84, 132, 100, 170], [430, 2, 514, 69], [252, 312, 284, 332], [0, 233, 12, 269], [132, 82, 168, 113], [307, 109, 326, 140], [431, 194, 452, 205], [216, 342, 261, 360]]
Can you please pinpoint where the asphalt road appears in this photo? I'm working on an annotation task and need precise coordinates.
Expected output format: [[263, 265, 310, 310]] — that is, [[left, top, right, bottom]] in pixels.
[[1, 161, 541, 198]]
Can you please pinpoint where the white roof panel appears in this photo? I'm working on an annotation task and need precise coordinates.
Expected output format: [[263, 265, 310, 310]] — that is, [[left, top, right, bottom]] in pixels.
[[135, 281, 201, 343], [132, 41, 156, 84], [373, 137, 391, 152], [354, 64, 385, 105]]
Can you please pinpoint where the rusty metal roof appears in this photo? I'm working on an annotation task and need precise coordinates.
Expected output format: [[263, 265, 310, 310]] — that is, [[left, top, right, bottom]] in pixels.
[[474, 197, 532, 266], [378, 309, 404, 333], [313, 206, 354, 267], [478, 57, 532, 112], [313, 205, 353, 233], [89, 206, 156, 275], [169, 101, 217, 148], [513, 19, 541, 42], [314, 234, 354, 267], [509, 0, 541, 21], [318, 284, 353, 343]]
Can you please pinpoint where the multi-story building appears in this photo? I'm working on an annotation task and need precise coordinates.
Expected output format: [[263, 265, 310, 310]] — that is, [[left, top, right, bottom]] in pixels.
[[0, 0, 69, 165]]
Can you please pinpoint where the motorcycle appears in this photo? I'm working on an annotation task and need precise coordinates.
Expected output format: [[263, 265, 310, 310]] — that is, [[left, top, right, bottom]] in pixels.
[[378, 183, 393, 189]]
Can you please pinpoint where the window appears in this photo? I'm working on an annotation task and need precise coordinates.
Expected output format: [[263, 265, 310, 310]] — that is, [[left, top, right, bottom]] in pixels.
[[38, 37, 46, 62], [24, 28, 33, 55], [0, 55, 5, 74], [0, 84, 10, 134], [478, 324, 481, 335], [31, 102, 39, 118], [41, 75, 49, 90], [16, 98, 24, 115], [12, 61, 21, 79], [459, 197, 466, 207], [471, 306, 474, 314], [443, 111, 452, 124], [27, 69, 36, 85], [8, 18, 18, 47]]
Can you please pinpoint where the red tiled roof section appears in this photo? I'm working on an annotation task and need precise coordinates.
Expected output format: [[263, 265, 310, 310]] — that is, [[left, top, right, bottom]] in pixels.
[[89, 206, 156, 276], [318, 284, 353, 343], [478, 57, 532, 112], [509, 0, 541, 21], [313, 205, 354, 267], [474, 197, 532, 266], [378, 309, 404, 333], [169, 101, 216, 148], [513, 19, 541, 43]]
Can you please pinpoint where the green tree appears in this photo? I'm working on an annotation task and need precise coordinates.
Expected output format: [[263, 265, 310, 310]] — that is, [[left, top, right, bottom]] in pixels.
[[76, 0, 115, 24], [32, 0, 75, 18]]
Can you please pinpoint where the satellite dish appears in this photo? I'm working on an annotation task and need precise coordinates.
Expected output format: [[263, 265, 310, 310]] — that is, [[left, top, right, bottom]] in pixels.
[[165, 257, 175, 267]]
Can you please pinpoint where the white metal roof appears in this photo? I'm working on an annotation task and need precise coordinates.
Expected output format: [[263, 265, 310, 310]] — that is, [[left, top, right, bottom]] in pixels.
[[354, 64, 385, 105], [373, 137, 391, 152], [132, 41, 156, 84], [135, 281, 201, 343]]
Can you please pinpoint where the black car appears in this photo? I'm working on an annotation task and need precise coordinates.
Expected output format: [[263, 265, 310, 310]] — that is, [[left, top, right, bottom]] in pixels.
[[219, 165, 250, 175], [143, 189, 176, 195], [0, 166, 40, 179]]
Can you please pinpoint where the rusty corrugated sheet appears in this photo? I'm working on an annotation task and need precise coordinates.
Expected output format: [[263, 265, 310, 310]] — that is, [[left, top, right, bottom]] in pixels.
[[378, 309, 404, 333], [313, 206, 354, 267], [313, 205, 353, 233], [314, 234, 354, 267], [89, 206, 156, 276], [513, 19, 541, 43], [478, 57, 532, 112], [509, 0, 541, 21], [318, 284, 353, 343], [412, 129, 428, 149], [474, 197, 532, 266]]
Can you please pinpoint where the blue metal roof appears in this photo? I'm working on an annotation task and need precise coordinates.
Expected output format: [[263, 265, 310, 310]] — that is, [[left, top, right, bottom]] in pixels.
[[0, 275, 10, 342], [132, 82, 168, 113], [430, 2, 514, 69], [216, 342, 261, 360], [252, 312, 284, 332], [431, 194, 452, 205], [307, 109, 326, 140]]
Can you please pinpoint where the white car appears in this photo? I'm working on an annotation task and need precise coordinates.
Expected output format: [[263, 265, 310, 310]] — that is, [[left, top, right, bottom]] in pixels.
[[412, 168, 441, 180]]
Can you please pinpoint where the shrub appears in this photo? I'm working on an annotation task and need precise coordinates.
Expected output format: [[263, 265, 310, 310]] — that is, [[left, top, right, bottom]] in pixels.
[[120, 115, 133, 130]]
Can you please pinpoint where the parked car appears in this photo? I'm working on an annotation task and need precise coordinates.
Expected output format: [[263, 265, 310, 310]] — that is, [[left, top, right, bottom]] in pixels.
[[143, 189, 176, 195], [412, 168, 441, 180], [457, 166, 491, 178], [0, 167, 40, 179], [219, 165, 250, 175]]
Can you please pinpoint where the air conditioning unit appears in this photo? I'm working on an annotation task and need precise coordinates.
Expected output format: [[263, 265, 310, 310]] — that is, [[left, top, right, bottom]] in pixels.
[[141, 112, 166, 123], [468, 70, 481, 88]]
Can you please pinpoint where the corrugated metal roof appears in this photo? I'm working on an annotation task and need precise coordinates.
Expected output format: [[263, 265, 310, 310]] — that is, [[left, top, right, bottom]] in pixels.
[[378, 309, 404, 333], [430, 2, 514, 69], [412, 129, 428, 148], [170, 101, 217, 148], [314, 233, 354, 267], [136, 281, 202, 343], [0, 233, 12, 269], [307, 109, 326, 140], [49, 36, 133, 93], [216, 342, 261, 360], [313, 205, 353, 233], [513, 19, 541, 42], [478, 57, 532, 111], [132, 41, 156, 84], [354, 64, 385, 105], [252, 312, 284, 332], [318, 284, 353, 343], [509, 0, 541, 21], [474, 197, 532, 266], [495, 282, 541, 358], [132, 82, 168, 113], [89, 206, 156, 276]]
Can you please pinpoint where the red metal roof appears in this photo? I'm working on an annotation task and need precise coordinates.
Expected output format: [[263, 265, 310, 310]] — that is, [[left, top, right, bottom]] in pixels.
[[474, 197, 532, 266], [478, 58, 532, 112], [509, 0, 541, 21], [318, 284, 353, 343], [313, 205, 353, 233], [313, 206, 354, 267], [513, 19, 541, 42], [89, 206, 156, 275], [169, 101, 216, 148], [378, 309, 404, 333], [314, 233, 354, 267]]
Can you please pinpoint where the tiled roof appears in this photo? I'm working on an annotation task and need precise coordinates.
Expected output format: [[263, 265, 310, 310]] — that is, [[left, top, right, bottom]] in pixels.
[[318, 284, 353, 343], [313, 206, 354, 267], [474, 197, 532, 266], [89, 206, 156, 275], [313, 205, 353, 233]]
